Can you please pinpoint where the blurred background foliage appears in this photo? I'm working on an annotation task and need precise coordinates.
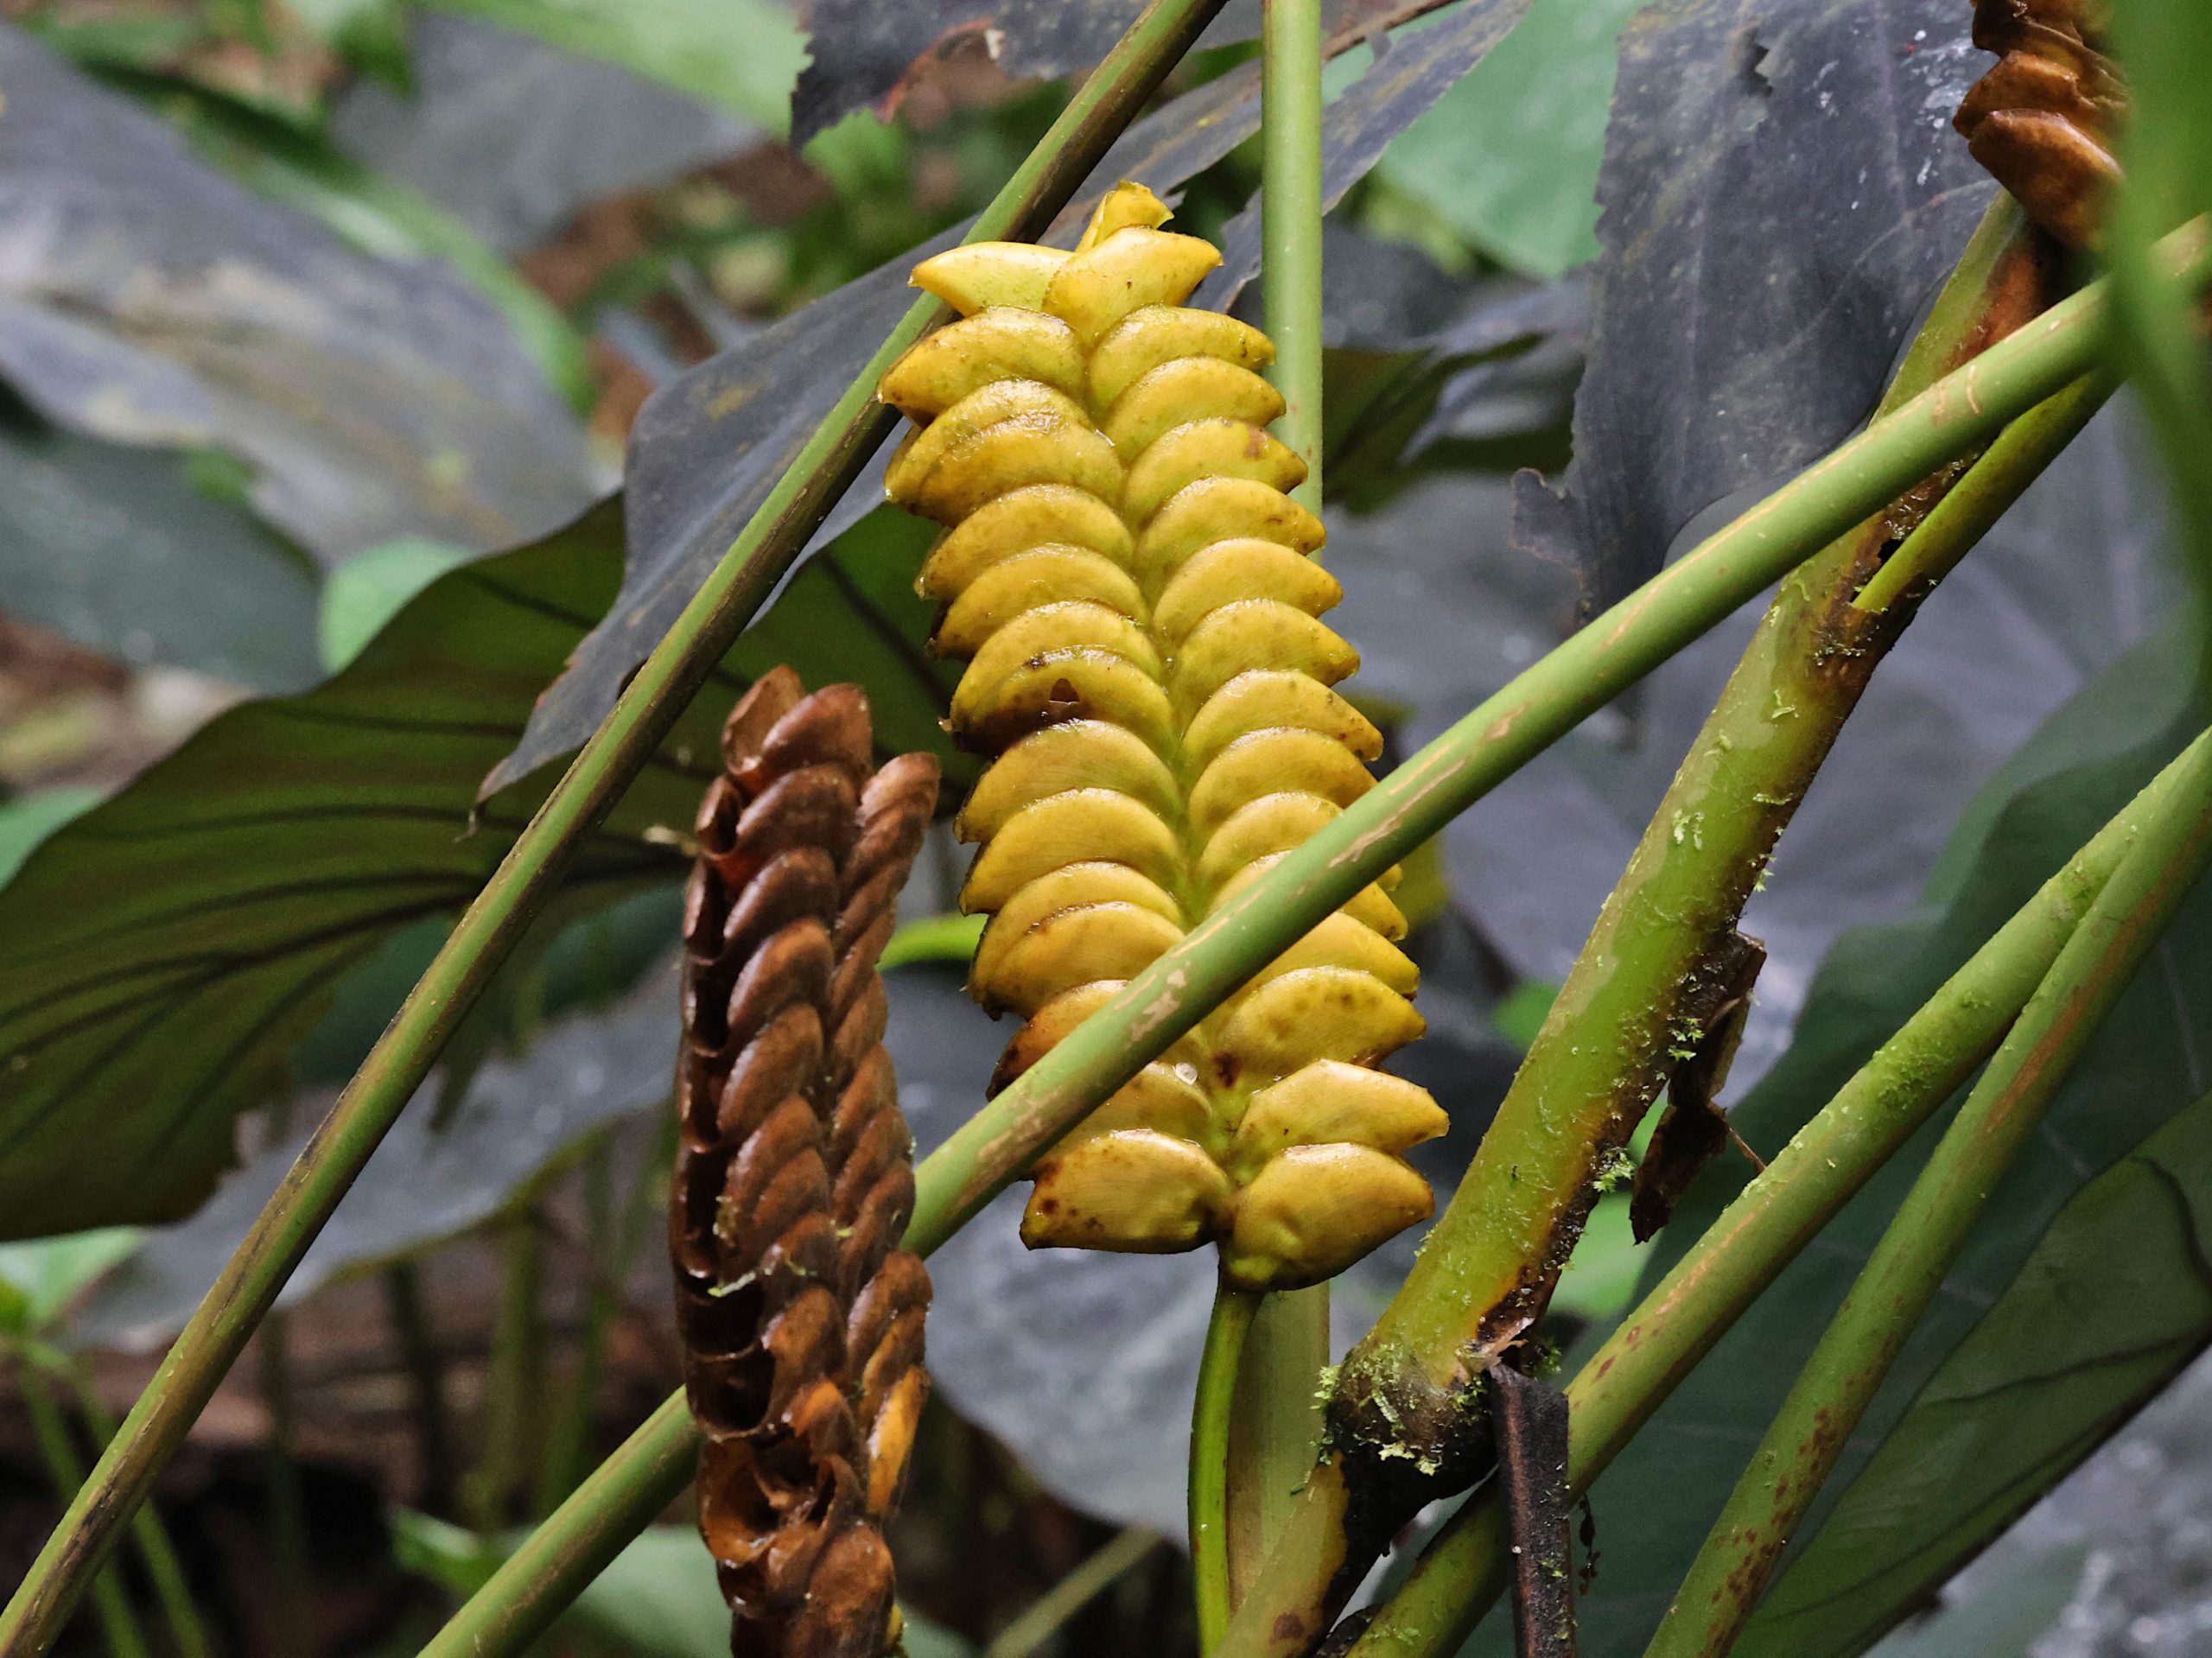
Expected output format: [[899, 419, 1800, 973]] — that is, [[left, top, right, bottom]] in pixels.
[[0, 1, 2206, 1655]]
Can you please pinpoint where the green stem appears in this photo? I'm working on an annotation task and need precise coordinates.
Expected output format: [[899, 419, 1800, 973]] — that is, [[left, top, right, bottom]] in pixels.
[[534, 1138, 619, 1517], [70, 1375, 212, 1658], [0, 3, 1231, 1648], [1225, 0, 1332, 1615], [16, 1363, 149, 1658], [1193, 1286, 1262, 1649], [1347, 730, 2211, 1658], [1853, 371, 2113, 613], [466, 1207, 545, 1531], [384, 1260, 457, 1518], [412, 220, 2212, 1658], [262, 1313, 312, 1658], [1645, 725, 2212, 1658], [1225, 1286, 1328, 1610], [982, 1528, 1163, 1658], [1263, 0, 1325, 512]]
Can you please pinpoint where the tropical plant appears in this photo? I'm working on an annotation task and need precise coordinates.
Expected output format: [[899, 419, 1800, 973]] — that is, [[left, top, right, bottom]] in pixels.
[[0, 1, 2209, 1656]]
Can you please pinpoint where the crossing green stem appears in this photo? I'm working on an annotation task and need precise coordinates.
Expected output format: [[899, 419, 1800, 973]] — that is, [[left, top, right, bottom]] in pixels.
[[1347, 729, 2211, 1657], [1644, 726, 2212, 1658], [0, 2, 1232, 1650], [1193, 1286, 1262, 1649]]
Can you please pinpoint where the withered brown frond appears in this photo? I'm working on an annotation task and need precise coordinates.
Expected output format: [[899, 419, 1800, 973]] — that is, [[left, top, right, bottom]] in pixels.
[[672, 666, 939, 1658]]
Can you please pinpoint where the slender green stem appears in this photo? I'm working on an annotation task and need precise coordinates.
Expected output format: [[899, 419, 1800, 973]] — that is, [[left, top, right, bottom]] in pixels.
[[0, 3, 1230, 1648], [1193, 1286, 1262, 1649], [535, 1139, 619, 1516], [1853, 371, 2113, 613], [384, 1261, 456, 1518], [1224, 0, 1332, 1615], [410, 221, 2212, 1658], [262, 1313, 312, 1658], [1263, 0, 1325, 512], [1346, 731, 2211, 1658], [467, 1207, 546, 1530], [69, 1375, 212, 1658], [16, 1363, 149, 1658], [1644, 726, 2212, 1658], [982, 1528, 1163, 1658]]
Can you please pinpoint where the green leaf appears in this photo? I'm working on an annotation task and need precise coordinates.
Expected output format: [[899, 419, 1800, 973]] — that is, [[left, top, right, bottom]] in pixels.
[[1747, 1087, 2212, 1655], [0, 1229, 143, 1337], [0, 496, 961, 1241], [0, 404, 323, 694], [419, 0, 809, 135], [1374, 0, 1643, 277], [0, 791, 102, 889], [1861, 1539, 2091, 1658], [318, 536, 474, 670], [1550, 626, 2212, 1658]]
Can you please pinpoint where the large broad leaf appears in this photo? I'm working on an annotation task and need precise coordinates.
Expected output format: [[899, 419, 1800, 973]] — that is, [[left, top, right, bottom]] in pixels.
[[1374, 0, 1644, 278], [0, 498, 957, 1241], [0, 25, 595, 563], [1742, 1089, 2212, 1658], [1524, 622, 2212, 1658], [73, 950, 683, 1350], [1511, 0, 1996, 606], [489, 0, 1530, 792], [0, 396, 323, 694], [333, 12, 759, 255]]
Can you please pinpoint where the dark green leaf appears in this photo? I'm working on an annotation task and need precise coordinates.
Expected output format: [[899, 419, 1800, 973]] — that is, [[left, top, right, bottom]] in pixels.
[[1745, 1089, 2212, 1657], [1513, 0, 1996, 606], [0, 399, 322, 693], [0, 494, 960, 1240]]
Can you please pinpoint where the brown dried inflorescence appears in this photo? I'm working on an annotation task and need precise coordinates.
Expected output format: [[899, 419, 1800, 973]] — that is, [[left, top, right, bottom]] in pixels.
[[1956, 0, 2125, 249], [671, 666, 939, 1658]]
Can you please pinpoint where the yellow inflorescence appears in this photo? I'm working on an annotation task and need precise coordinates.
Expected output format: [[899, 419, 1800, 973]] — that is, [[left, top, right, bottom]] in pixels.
[[878, 183, 1445, 1290]]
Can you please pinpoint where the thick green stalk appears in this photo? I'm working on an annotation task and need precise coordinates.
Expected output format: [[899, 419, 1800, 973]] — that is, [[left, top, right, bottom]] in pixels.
[[1225, 0, 1332, 1616], [414, 224, 2212, 1658], [465, 1208, 546, 1530], [261, 1314, 311, 1658], [0, 2, 1230, 1648], [384, 1261, 456, 1518], [1645, 726, 2212, 1658], [16, 1364, 149, 1658], [1193, 1286, 1262, 1649], [1347, 732, 2210, 1658]]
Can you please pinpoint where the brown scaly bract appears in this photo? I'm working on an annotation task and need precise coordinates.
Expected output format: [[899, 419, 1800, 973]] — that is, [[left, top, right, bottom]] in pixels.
[[671, 667, 938, 1658], [1956, 0, 2124, 249], [874, 183, 1446, 1293]]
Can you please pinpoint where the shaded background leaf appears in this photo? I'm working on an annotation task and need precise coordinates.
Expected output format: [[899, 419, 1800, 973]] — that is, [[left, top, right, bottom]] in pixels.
[[1512, 0, 1995, 606], [0, 26, 600, 563]]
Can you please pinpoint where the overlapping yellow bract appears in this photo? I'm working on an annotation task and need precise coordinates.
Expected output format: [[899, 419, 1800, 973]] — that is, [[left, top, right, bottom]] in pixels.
[[878, 183, 1444, 1290]]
